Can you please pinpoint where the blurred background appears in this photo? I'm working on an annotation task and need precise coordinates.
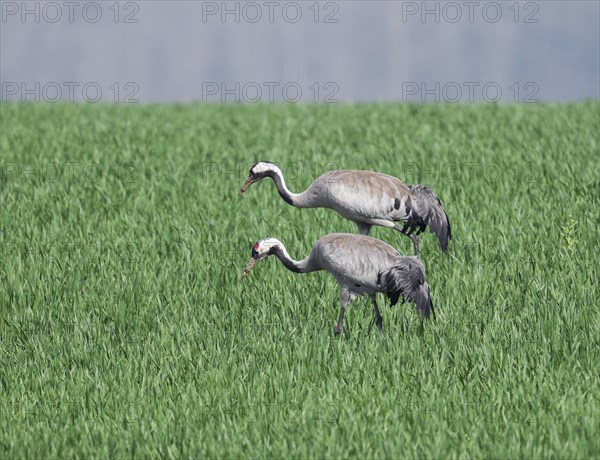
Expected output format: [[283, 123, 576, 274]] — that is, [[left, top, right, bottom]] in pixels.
[[1, 0, 599, 103]]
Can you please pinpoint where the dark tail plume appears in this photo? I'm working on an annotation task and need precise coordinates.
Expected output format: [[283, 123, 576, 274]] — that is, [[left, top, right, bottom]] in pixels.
[[378, 257, 435, 320], [409, 184, 451, 252], [414, 282, 435, 320]]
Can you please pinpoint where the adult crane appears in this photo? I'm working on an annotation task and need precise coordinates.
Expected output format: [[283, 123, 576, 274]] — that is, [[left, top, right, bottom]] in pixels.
[[239, 161, 451, 256], [242, 233, 435, 335]]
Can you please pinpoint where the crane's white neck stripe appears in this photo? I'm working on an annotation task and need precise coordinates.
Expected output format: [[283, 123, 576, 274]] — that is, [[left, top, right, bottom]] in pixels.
[[253, 162, 282, 176]]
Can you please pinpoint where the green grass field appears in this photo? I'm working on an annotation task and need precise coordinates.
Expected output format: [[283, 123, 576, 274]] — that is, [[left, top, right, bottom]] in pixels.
[[1, 102, 599, 458]]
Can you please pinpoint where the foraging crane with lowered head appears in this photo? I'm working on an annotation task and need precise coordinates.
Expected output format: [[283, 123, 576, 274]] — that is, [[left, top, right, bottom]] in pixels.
[[242, 233, 435, 335], [239, 161, 451, 256]]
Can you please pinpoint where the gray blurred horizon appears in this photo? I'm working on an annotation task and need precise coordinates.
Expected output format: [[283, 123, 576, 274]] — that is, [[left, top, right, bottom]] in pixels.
[[1, 0, 599, 103]]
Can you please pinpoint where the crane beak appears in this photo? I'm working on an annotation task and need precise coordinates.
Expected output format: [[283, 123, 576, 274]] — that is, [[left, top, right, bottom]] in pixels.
[[238, 177, 255, 196], [242, 257, 256, 278]]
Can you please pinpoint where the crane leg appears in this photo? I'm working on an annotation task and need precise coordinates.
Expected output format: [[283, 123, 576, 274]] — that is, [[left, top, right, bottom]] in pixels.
[[409, 235, 420, 256], [356, 222, 372, 235], [392, 225, 420, 256], [370, 295, 383, 333], [334, 286, 352, 336]]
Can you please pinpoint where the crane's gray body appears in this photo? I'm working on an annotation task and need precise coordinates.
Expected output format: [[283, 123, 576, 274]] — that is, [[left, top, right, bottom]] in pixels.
[[295, 170, 412, 228], [307, 233, 403, 294]]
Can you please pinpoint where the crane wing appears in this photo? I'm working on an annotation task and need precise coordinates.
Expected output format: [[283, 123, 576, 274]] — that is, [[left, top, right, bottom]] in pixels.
[[315, 171, 410, 221], [312, 234, 399, 288]]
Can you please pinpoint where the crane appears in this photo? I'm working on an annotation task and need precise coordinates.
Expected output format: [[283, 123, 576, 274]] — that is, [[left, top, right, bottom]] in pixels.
[[239, 161, 451, 256], [242, 233, 435, 335]]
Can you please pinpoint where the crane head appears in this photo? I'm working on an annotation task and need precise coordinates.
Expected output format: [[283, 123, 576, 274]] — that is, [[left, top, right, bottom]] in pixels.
[[238, 161, 280, 196], [242, 237, 281, 278]]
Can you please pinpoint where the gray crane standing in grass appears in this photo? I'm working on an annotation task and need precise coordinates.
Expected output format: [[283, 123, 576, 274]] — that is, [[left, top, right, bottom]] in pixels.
[[239, 161, 451, 256], [242, 233, 434, 335]]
